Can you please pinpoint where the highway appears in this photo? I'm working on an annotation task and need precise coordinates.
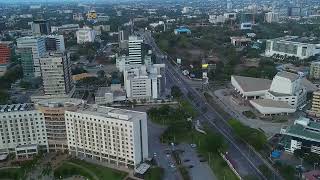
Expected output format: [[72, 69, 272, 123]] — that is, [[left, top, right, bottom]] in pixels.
[[140, 31, 283, 180]]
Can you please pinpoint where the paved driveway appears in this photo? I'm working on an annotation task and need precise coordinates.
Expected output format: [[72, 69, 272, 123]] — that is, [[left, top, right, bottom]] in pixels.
[[178, 144, 217, 180]]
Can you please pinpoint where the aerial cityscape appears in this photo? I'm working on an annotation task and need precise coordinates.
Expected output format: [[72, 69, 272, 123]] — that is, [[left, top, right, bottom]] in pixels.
[[0, 0, 320, 180]]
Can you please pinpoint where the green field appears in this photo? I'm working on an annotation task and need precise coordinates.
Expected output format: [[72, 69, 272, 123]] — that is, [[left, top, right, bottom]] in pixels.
[[54, 159, 127, 180], [0, 167, 25, 180]]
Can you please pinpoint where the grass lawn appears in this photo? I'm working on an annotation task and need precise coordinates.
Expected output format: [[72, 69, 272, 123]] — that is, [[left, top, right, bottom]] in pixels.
[[144, 167, 164, 180], [0, 167, 25, 180], [54, 159, 127, 180]]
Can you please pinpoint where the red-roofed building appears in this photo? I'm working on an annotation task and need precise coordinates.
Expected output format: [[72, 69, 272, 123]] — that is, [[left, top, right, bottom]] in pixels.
[[0, 43, 10, 65]]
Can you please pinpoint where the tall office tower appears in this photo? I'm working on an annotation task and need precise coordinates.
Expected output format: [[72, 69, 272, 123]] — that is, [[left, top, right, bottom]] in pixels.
[[0, 104, 48, 159], [31, 20, 50, 36], [227, 0, 232, 11], [0, 43, 10, 65], [35, 98, 85, 152], [127, 36, 143, 65], [17, 36, 46, 77], [124, 64, 165, 100], [45, 35, 65, 52], [118, 30, 129, 49], [18, 48, 34, 79], [65, 105, 149, 168], [39, 52, 73, 96]]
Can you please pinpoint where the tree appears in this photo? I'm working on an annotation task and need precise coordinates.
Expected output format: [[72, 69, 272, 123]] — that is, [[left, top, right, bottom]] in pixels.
[[0, 90, 9, 105], [97, 70, 106, 78], [72, 67, 87, 75], [171, 86, 183, 99]]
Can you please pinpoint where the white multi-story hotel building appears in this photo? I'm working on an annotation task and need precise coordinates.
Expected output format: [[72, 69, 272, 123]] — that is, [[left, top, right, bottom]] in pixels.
[[128, 36, 143, 65], [17, 36, 46, 77], [0, 104, 48, 159], [124, 64, 165, 100], [76, 27, 96, 44], [65, 105, 149, 168], [40, 52, 73, 96], [265, 36, 320, 59], [35, 98, 85, 152]]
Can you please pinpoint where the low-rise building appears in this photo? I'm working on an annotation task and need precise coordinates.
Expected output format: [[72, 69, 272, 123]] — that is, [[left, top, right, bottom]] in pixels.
[[265, 36, 320, 59], [280, 117, 320, 154], [174, 27, 191, 35], [65, 105, 149, 168], [232, 71, 310, 115], [230, 36, 251, 46], [95, 85, 126, 104], [51, 24, 79, 33], [0, 104, 48, 159], [208, 15, 225, 24]]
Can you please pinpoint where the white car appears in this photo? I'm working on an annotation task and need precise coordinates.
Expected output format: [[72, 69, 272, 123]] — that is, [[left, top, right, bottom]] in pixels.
[[190, 144, 197, 148]]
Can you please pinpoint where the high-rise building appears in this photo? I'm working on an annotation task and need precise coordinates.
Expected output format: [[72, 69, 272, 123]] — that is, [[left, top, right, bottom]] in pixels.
[[31, 20, 50, 36], [0, 43, 10, 65], [310, 91, 320, 117], [124, 64, 165, 100], [18, 48, 34, 79], [39, 52, 73, 96], [0, 104, 48, 159], [45, 35, 65, 52], [35, 98, 85, 152], [265, 12, 280, 23], [17, 36, 46, 77], [76, 27, 96, 44], [309, 61, 320, 80], [65, 105, 149, 168], [127, 36, 143, 65]]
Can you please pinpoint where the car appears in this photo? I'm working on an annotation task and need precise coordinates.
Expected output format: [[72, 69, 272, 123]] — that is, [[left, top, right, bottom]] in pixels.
[[188, 165, 194, 169], [184, 159, 190, 162], [153, 152, 157, 157], [190, 144, 197, 148], [170, 164, 176, 168], [166, 154, 171, 158]]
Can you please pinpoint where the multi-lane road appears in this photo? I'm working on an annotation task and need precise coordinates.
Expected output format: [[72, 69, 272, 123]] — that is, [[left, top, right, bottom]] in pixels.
[[140, 30, 283, 180]]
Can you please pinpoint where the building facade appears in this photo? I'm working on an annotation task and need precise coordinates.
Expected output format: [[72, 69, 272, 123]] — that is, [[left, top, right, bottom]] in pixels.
[[280, 117, 320, 154], [265, 36, 320, 59], [76, 27, 96, 44], [309, 61, 320, 80], [35, 98, 85, 152], [0, 43, 10, 65], [65, 105, 149, 168], [17, 36, 46, 77], [45, 35, 65, 52], [128, 36, 143, 65], [31, 20, 50, 36], [309, 91, 320, 117], [124, 64, 165, 100], [0, 104, 48, 159], [39, 52, 73, 96], [265, 12, 280, 23]]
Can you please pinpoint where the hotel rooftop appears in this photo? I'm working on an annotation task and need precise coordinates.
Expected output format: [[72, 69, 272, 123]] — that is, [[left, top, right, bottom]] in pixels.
[[68, 104, 146, 122]]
